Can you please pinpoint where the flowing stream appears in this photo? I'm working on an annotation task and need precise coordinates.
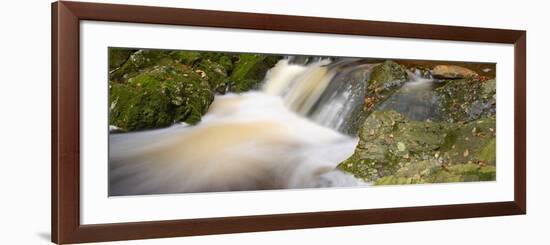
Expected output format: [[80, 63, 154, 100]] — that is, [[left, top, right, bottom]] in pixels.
[[109, 58, 435, 196]]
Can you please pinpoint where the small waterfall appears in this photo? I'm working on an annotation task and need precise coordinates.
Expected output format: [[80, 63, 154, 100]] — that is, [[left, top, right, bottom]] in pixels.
[[262, 58, 375, 135], [263, 59, 334, 115], [110, 57, 417, 196]]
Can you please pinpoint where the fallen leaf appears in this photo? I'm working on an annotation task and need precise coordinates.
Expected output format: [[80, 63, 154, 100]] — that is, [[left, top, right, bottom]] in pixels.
[[463, 149, 469, 157]]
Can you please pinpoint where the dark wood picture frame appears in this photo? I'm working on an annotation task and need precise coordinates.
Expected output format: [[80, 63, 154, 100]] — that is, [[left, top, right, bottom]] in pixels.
[[51, 1, 526, 244]]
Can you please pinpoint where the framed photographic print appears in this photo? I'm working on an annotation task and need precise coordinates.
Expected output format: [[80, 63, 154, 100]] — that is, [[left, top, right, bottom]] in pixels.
[[51, 1, 526, 244]]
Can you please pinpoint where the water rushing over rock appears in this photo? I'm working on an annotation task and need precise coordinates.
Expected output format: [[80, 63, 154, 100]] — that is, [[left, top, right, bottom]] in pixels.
[[262, 58, 376, 135], [109, 92, 365, 196], [108, 54, 497, 195]]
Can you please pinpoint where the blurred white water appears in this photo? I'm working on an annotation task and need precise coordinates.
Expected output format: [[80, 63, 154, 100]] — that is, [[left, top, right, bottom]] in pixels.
[[109, 58, 383, 196]]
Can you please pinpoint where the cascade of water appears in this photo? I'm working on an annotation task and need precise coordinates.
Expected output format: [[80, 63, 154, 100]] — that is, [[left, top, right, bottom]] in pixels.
[[108, 55, 460, 196], [262, 58, 375, 135]]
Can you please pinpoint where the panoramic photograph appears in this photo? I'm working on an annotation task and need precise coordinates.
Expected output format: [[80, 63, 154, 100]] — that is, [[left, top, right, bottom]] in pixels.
[[108, 47, 496, 196]]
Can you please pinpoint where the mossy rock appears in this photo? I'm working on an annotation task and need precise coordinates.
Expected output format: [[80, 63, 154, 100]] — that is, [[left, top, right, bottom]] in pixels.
[[439, 117, 497, 165], [108, 48, 137, 71], [436, 78, 496, 123], [367, 60, 408, 94], [374, 162, 496, 185], [338, 110, 451, 181], [169, 50, 202, 65], [196, 59, 230, 93], [338, 110, 496, 183], [109, 64, 213, 131], [107, 48, 282, 131], [351, 60, 409, 132], [199, 52, 235, 72], [109, 49, 177, 83]]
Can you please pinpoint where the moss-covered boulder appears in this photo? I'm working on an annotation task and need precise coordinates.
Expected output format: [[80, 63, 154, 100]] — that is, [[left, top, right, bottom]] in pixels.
[[363, 61, 408, 111], [368, 60, 409, 94], [338, 110, 450, 180], [436, 78, 496, 122], [109, 64, 213, 131], [337, 110, 496, 183], [346, 60, 409, 136], [109, 49, 176, 82], [107, 48, 282, 131], [361, 61, 408, 111]]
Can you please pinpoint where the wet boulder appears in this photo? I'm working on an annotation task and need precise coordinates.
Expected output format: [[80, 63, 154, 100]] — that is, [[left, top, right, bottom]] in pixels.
[[436, 78, 496, 122], [338, 110, 449, 181], [365, 60, 408, 104], [337, 110, 496, 183], [361, 60, 409, 118], [347, 60, 409, 135]]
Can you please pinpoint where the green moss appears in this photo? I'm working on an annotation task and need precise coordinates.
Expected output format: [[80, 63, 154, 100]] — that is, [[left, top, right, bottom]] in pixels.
[[196, 59, 229, 92], [200, 52, 235, 72], [478, 138, 496, 163], [374, 162, 496, 185], [169, 50, 202, 65], [229, 54, 281, 92], [108, 49, 282, 131], [109, 49, 175, 82], [109, 64, 213, 131], [440, 117, 496, 164], [230, 54, 265, 81], [108, 48, 137, 70]]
